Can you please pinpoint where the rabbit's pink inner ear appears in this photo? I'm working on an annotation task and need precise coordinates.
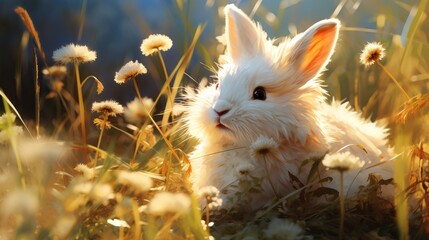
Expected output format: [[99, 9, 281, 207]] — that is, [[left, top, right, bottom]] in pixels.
[[225, 4, 260, 63], [299, 22, 339, 78]]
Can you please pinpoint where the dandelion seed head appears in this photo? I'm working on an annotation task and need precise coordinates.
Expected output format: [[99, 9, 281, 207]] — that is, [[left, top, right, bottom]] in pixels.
[[91, 100, 123, 117], [322, 151, 365, 172], [124, 97, 154, 125], [74, 163, 96, 180], [42, 65, 67, 80], [73, 182, 93, 194], [360, 42, 385, 67], [90, 184, 115, 205], [0, 113, 17, 126], [146, 192, 191, 216], [72, 182, 115, 205], [235, 162, 255, 177], [0, 126, 23, 145], [199, 186, 223, 209], [53, 43, 97, 63], [2, 189, 39, 217], [140, 34, 173, 56], [116, 171, 152, 193], [250, 136, 279, 159], [114, 60, 147, 84], [19, 139, 67, 163], [199, 185, 220, 198], [263, 218, 303, 240]]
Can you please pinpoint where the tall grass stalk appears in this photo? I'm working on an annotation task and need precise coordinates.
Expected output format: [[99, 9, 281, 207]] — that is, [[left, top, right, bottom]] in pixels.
[[131, 77, 181, 164], [33, 48, 40, 138], [2, 97, 26, 189], [158, 52, 174, 132], [353, 70, 360, 111], [395, 155, 410, 240], [148, 24, 204, 117], [78, 0, 87, 41]]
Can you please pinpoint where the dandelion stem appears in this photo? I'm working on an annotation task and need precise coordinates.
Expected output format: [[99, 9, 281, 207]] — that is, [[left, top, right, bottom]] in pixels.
[[94, 114, 107, 166], [131, 132, 141, 165], [111, 124, 136, 140], [131, 199, 142, 240], [264, 157, 280, 199], [376, 60, 411, 100], [131, 78, 181, 164], [206, 205, 210, 224], [154, 212, 181, 239], [74, 62, 87, 158], [205, 205, 210, 234], [339, 171, 345, 240]]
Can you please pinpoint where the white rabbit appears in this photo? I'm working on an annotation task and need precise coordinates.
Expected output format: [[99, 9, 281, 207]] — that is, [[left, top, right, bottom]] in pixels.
[[182, 4, 394, 210]]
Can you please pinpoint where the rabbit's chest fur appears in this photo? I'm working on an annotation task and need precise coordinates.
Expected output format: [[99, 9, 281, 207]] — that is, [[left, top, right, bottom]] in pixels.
[[189, 101, 393, 210]]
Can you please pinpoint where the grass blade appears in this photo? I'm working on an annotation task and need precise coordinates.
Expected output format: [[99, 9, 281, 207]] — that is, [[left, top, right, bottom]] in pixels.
[[0, 89, 33, 138]]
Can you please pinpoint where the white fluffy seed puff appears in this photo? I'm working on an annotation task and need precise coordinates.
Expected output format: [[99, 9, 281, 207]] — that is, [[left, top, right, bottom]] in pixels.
[[322, 151, 365, 172], [146, 192, 191, 216], [74, 164, 96, 180], [359, 42, 386, 67], [198, 186, 223, 209], [140, 34, 173, 56], [249, 136, 279, 159], [114, 60, 147, 84], [116, 171, 152, 194], [91, 100, 124, 117], [53, 43, 96, 64], [124, 97, 154, 125]]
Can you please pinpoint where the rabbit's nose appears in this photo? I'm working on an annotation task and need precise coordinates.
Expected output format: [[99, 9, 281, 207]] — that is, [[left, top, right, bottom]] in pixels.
[[213, 100, 232, 116], [215, 109, 230, 116]]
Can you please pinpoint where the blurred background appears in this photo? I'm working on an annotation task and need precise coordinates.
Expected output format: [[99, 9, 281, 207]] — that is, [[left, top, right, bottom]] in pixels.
[[0, 0, 427, 131]]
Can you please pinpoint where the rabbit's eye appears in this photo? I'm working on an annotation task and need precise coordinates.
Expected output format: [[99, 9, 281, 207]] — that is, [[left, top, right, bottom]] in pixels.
[[252, 87, 266, 100]]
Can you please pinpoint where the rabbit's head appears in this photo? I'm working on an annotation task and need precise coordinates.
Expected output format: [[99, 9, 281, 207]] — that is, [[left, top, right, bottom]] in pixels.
[[184, 4, 340, 147]]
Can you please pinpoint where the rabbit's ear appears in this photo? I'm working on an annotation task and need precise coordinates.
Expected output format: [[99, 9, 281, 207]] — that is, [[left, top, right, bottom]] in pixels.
[[224, 4, 261, 63], [288, 19, 340, 85]]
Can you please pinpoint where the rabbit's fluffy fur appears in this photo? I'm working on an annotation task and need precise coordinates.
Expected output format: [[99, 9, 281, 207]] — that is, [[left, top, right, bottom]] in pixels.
[[183, 4, 394, 210]]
